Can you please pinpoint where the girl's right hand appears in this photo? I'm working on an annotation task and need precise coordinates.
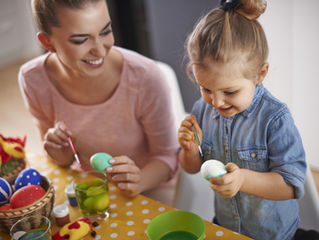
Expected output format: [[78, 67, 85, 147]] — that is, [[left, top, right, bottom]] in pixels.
[[178, 115, 202, 154]]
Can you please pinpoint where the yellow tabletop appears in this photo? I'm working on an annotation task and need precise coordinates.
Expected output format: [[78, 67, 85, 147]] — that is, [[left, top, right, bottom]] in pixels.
[[0, 153, 252, 240]]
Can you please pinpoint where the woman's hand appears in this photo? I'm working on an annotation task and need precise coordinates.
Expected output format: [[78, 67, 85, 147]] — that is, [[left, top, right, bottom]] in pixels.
[[209, 163, 244, 198], [178, 115, 202, 154], [106, 156, 142, 197], [43, 121, 73, 166]]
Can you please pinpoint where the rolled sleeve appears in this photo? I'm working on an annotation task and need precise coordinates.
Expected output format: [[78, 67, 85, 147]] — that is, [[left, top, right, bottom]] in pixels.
[[268, 111, 307, 199]]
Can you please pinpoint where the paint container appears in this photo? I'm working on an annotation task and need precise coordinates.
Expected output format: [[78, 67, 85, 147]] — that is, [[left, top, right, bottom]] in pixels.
[[65, 183, 78, 206], [53, 204, 70, 227]]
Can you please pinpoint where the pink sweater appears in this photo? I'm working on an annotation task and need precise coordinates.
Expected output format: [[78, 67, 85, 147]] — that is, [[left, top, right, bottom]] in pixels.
[[19, 47, 179, 184]]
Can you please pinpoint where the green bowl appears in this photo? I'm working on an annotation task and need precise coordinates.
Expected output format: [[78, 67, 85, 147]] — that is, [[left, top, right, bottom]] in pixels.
[[147, 210, 205, 240]]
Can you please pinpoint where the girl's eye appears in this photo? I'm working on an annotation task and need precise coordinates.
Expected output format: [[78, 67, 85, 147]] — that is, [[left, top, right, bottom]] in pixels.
[[224, 90, 237, 96], [201, 87, 211, 93], [70, 39, 88, 45]]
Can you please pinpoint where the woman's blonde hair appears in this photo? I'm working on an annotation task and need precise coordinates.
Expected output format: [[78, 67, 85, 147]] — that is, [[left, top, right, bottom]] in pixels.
[[31, 0, 105, 35], [186, 0, 268, 81]]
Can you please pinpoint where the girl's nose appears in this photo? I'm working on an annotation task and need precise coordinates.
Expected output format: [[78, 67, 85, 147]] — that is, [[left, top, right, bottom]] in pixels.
[[210, 93, 224, 108]]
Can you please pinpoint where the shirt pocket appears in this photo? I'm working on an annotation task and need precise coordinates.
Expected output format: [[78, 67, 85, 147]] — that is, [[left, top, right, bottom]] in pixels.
[[237, 147, 268, 172], [202, 139, 215, 161]]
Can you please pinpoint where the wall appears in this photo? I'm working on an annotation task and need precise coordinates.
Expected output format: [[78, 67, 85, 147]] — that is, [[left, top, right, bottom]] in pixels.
[[260, 0, 319, 169], [0, 0, 41, 69]]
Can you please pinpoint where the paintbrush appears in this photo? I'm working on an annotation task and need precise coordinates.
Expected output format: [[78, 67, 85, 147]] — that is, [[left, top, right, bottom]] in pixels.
[[192, 124, 204, 159], [67, 136, 81, 166]]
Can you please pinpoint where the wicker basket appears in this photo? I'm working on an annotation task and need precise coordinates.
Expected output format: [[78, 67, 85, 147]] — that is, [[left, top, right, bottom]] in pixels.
[[1, 157, 26, 184], [0, 175, 55, 232]]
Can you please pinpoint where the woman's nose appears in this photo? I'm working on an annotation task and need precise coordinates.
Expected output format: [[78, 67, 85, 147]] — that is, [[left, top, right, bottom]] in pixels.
[[90, 39, 106, 57]]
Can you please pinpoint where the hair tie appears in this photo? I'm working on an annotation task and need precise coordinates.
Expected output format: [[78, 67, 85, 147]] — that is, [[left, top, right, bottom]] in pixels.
[[220, 0, 241, 12]]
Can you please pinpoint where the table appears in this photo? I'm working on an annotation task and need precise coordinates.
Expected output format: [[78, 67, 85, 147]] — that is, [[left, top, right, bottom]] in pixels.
[[0, 152, 252, 240]]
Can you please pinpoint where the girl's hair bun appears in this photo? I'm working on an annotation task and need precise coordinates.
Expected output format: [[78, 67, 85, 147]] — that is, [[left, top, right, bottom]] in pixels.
[[236, 0, 267, 20]]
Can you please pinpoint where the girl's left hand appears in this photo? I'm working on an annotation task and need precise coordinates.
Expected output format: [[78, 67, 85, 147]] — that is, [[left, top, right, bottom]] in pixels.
[[209, 163, 244, 198], [106, 156, 142, 197]]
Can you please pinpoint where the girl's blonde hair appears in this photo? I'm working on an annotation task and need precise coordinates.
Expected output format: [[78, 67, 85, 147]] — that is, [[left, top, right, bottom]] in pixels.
[[186, 0, 268, 81], [31, 0, 105, 35]]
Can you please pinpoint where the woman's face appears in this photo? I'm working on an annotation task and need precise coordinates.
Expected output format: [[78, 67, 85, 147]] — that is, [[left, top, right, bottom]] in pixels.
[[47, 1, 114, 77], [193, 57, 258, 118]]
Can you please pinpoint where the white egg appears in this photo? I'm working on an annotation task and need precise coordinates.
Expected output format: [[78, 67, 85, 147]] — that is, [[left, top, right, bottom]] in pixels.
[[200, 159, 227, 180]]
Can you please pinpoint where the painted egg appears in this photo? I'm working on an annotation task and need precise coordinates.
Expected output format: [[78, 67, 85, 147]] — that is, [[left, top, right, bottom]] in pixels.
[[200, 159, 227, 180], [10, 185, 46, 208], [90, 152, 112, 172], [0, 177, 14, 205], [14, 168, 41, 191]]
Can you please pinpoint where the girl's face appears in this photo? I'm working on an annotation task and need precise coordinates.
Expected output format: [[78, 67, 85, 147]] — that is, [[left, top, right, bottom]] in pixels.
[[47, 1, 114, 77], [193, 58, 259, 118]]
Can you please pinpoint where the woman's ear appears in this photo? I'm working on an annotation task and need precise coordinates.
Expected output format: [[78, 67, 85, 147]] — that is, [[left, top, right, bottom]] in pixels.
[[37, 32, 55, 52], [256, 62, 269, 85]]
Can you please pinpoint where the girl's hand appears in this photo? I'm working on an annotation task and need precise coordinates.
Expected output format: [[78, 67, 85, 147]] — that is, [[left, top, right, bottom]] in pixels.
[[178, 115, 202, 154], [209, 163, 244, 198], [106, 156, 142, 197]]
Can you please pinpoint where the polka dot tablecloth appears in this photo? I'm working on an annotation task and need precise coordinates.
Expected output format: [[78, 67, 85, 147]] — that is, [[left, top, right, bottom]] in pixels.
[[0, 153, 253, 240]]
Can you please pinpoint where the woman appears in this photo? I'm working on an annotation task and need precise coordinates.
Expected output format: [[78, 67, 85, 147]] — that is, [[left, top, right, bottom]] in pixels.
[[19, 0, 179, 204]]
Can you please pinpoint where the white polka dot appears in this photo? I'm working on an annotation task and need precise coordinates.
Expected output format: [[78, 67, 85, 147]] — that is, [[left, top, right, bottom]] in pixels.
[[33, 172, 37, 176], [53, 178, 59, 183], [80, 172, 88, 178], [110, 223, 118, 228], [64, 200, 69, 205], [54, 185, 59, 191], [53, 170, 60, 175], [126, 201, 133, 206], [141, 200, 148, 205], [126, 211, 133, 216], [26, 175, 30, 179], [127, 231, 135, 236], [66, 176, 73, 181], [110, 212, 117, 218], [216, 231, 224, 237], [143, 219, 150, 224], [94, 225, 101, 229], [110, 195, 117, 199], [233, 232, 239, 235], [27, 182, 31, 186], [109, 186, 116, 191], [126, 221, 134, 226], [142, 209, 149, 214], [110, 204, 117, 209], [110, 233, 118, 238], [41, 164, 48, 169], [158, 207, 165, 212], [95, 235, 101, 239]]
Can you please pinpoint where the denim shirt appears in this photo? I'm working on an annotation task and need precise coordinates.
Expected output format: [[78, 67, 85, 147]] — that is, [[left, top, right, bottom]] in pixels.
[[191, 84, 306, 240]]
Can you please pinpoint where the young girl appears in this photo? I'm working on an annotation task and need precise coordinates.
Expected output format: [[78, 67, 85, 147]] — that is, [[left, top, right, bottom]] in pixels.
[[19, 0, 178, 204], [178, 0, 307, 239]]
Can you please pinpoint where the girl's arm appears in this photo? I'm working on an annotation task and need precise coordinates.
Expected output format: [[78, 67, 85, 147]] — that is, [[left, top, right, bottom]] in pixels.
[[210, 163, 294, 200]]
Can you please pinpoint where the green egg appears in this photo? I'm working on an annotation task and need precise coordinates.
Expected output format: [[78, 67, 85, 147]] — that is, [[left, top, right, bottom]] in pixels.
[[90, 152, 112, 172], [92, 192, 109, 211]]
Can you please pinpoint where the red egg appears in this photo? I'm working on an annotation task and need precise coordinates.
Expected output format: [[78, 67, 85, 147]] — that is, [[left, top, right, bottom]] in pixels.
[[10, 185, 46, 209]]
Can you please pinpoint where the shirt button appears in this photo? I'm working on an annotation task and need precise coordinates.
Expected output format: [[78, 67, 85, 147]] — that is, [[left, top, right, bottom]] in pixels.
[[234, 216, 239, 220], [250, 152, 256, 158]]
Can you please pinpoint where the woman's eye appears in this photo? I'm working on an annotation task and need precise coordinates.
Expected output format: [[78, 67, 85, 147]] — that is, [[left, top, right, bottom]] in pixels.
[[100, 29, 112, 36], [70, 39, 88, 45]]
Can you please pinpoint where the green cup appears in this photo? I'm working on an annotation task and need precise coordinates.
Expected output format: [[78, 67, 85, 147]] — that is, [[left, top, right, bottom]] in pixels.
[[147, 210, 205, 240]]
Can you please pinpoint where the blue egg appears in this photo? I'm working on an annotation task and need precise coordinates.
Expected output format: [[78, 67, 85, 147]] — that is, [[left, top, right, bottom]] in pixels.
[[0, 177, 14, 205], [14, 168, 42, 191]]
